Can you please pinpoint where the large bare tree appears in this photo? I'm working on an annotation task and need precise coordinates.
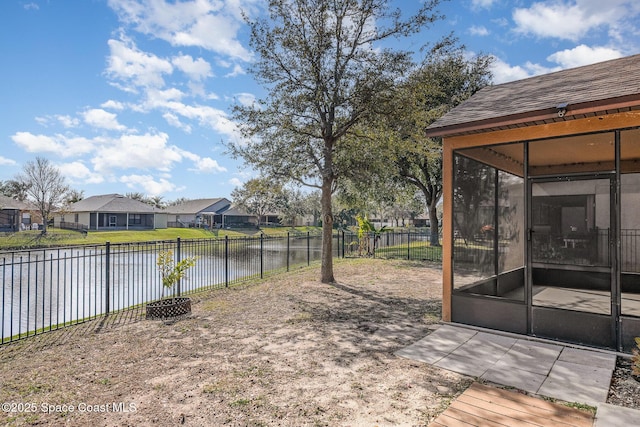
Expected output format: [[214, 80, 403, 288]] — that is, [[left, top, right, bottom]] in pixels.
[[17, 157, 70, 234], [231, 0, 443, 283]]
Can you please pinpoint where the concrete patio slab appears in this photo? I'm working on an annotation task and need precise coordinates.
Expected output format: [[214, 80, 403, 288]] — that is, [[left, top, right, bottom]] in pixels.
[[559, 346, 617, 370], [394, 343, 450, 365], [397, 323, 618, 407], [426, 324, 477, 345], [507, 340, 564, 361], [491, 351, 557, 376], [448, 332, 517, 361], [595, 403, 640, 427], [434, 352, 495, 378], [538, 360, 614, 405], [395, 324, 477, 364], [481, 366, 547, 394]]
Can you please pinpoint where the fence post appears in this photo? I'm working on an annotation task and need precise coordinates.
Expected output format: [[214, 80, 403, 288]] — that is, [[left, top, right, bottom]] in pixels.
[[407, 231, 411, 260], [369, 232, 373, 259], [260, 233, 264, 279], [224, 236, 229, 287], [176, 237, 181, 296], [307, 231, 310, 266], [105, 242, 110, 315], [286, 232, 290, 272], [342, 230, 345, 258]]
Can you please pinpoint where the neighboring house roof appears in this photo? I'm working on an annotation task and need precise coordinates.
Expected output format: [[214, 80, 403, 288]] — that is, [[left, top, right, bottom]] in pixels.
[[64, 194, 163, 213], [222, 206, 255, 217], [0, 195, 30, 211], [165, 198, 230, 215], [426, 54, 640, 137]]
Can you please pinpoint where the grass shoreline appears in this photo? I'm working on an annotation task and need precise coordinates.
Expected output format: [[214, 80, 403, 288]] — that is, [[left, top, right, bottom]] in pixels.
[[0, 226, 323, 250]]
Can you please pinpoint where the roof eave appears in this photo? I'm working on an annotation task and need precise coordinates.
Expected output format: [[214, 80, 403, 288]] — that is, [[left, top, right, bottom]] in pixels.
[[426, 94, 640, 138]]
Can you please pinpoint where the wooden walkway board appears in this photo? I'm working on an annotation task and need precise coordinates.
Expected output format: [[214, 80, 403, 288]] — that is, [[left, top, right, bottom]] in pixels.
[[429, 383, 594, 427]]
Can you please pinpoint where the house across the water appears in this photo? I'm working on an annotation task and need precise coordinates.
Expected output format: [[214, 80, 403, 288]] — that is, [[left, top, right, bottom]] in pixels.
[[54, 194, 168, 231]]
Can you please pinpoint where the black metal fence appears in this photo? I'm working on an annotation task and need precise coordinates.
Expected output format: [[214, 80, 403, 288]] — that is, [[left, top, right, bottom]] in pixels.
[[59, 222, 89, 233], [1, 230, 440, 345], [340, 230, 442, 261]]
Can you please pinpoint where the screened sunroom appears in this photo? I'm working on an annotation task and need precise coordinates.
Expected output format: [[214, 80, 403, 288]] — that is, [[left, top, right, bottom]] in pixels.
[[427, 54, 640, 352]]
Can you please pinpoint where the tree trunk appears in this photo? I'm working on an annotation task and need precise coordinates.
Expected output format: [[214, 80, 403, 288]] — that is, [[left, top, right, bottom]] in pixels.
[[40, 203, 48, 235], [428, 201, 440, 247], [320, 177, 335, 283]]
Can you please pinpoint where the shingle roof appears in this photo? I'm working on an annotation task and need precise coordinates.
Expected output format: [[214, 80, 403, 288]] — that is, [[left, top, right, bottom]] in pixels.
[[165, 198, 230, 215], [427, 54, 640, 136], [222, 206, 254, 217], [0, 195, 30, 210], [66, 194, 161, 213]]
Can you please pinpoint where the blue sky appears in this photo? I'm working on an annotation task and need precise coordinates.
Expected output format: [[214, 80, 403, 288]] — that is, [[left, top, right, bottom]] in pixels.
[[1, 0, 639, 201]]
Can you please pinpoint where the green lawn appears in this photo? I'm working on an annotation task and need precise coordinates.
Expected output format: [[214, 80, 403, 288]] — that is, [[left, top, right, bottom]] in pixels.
[[375, 241, 443, 260], [0, 226, 323, 250]]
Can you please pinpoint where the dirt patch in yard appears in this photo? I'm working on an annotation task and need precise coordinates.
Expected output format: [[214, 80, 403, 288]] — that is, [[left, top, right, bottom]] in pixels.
[[0, 258, 472, 426]]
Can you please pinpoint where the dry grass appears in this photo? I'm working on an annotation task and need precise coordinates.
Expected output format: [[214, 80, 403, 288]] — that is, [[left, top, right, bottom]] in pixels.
[[0, 258, 471, 426]]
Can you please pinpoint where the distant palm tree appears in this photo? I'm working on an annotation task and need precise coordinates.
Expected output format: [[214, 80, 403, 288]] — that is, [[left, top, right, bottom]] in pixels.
[[125, 192, 146, 202], [148, 195, 165, 209]]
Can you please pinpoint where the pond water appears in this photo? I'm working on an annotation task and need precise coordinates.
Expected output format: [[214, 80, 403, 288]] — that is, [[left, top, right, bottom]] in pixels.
[[1, 235, 323, 341]]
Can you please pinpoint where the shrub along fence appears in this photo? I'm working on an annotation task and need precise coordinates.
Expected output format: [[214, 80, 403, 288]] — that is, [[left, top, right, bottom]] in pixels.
[[1, 230, 440, 344]]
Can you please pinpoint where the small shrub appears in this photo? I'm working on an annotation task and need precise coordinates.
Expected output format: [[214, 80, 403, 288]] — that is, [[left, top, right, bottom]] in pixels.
[[156, 249, 197, 300]]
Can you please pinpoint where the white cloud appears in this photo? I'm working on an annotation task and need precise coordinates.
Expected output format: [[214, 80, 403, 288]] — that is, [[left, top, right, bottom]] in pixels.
[[140, 97, 241, 141], [489, 56, 561, 84], [83, 108, 127, 131], [162, 112, 192, 133], [58, 161, 105, 184], [0, 156, 17, 166], [34, 116, 49, 127], [141, 88, 185, 109], [11, 132, 99, 157], [119, 174, 179, 196], [55, 115, 80, 128], [229, 177, 243, 187], [492, 44, 627, 86], [101, 100, 126, 110], [190, 157, 227, 173], [235, 92, 256, 107], [179, 149, 227, 173], [187, 81, 206, 98], [34, 115, 79, 128], [60, 135, 99, 156], [513, 1, 640, 41], [107, 0, 255, 61], [106, 37, 173, 91], [24, 3, 39, 10], [471, 0, 497, 9], [492, 17, 509, 27], [546, 44, 623, 68], [12, 132, 66, 154], [172, 54, 213, 81], [469, 25, 490, 37], [225, 64, 245, 78], [91, 132, 182, 173]]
